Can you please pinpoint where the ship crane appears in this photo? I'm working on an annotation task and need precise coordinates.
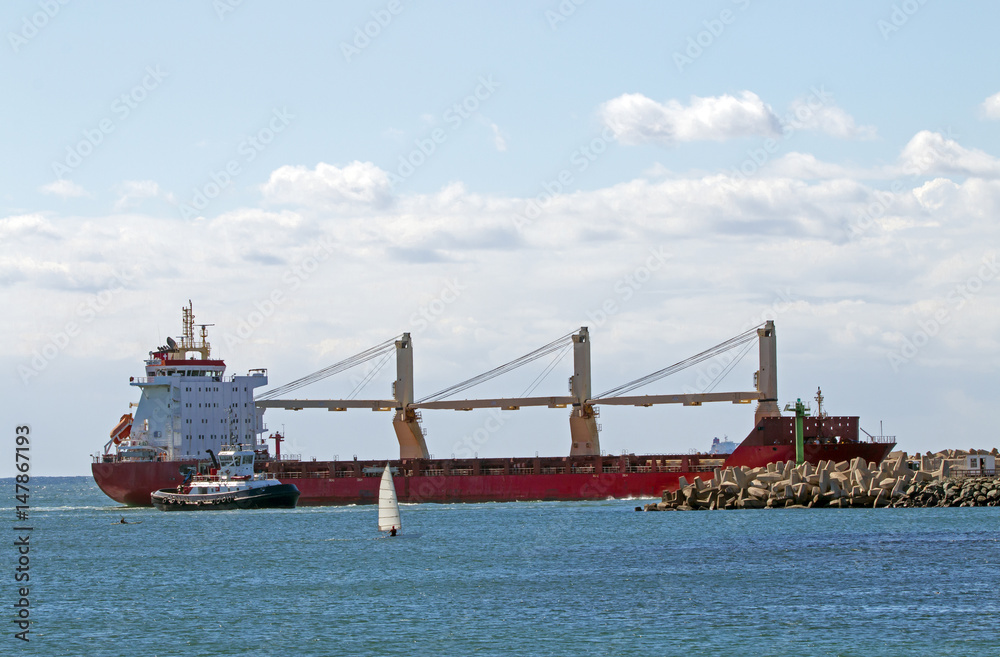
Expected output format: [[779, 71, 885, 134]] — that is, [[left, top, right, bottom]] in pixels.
[[255, 321, 781, 460]]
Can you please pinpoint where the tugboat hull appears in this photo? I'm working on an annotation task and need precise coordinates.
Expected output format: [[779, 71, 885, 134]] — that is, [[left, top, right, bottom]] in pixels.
[[151, 483, 300, 511]]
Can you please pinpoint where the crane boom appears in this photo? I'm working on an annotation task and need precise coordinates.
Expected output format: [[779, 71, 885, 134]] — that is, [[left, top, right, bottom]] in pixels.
[[254, 322, 779, 460]]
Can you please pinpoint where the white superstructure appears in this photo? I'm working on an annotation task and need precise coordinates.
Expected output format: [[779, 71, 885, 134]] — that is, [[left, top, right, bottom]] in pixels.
[[109, 302, 269, 461]]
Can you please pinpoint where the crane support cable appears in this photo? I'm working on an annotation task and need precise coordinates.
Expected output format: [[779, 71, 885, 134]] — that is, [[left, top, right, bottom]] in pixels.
[[520, 343, 573, 398], [256, 335, 401, 400], [704, 337, 756, 393], [417, 330, 578, 404], [597, 325, 763, 399], [347, 349, 395, 400]]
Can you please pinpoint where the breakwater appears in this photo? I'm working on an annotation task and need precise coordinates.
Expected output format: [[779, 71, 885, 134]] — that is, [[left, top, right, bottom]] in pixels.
[[643, 451, 1000, 511]]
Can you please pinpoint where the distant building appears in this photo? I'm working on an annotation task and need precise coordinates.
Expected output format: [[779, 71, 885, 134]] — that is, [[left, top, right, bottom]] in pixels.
[[960, 454, 996, 474]]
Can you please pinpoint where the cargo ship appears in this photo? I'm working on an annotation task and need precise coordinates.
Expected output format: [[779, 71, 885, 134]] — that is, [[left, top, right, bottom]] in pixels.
[[92, 303, 895, 506]]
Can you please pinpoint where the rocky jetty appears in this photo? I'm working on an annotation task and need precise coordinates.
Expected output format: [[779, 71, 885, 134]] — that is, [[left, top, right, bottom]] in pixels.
[[643, 449, 1000, 511]]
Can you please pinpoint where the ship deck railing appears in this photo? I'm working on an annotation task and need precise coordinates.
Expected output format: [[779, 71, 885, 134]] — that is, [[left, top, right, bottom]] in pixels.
[[92, 454, 166, 464], [267, 462, 722, 478], [624, 464, 718, 474]]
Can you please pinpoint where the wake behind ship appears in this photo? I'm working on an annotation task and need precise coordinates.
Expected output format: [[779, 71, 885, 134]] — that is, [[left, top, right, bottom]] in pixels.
[[92, 303, 895, 506]]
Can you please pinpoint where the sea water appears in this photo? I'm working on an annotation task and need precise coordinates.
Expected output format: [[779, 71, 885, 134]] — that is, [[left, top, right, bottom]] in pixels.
[[3, 477, 999, 657]]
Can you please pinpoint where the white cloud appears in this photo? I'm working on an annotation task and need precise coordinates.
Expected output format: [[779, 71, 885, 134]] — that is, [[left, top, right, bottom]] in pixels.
[[911, 177, 1000, 222], [762, 131, 1000, 183], [261, 161, 394, 209], [599, 91, 781, 145], [912, 178, 960, 211], [601, 90, 875, 145], [7, 138, 1000, 471], [766, 152, 859, 179], [39, 180, 90, 198], [381, 127, 405, 141], [0, 213, 60, 240], [489, 122, 507, 152], [897, 130, 1000, 178], [213, 208, 304, 229], [785, 97, 877, 140], [0, 256, 70, 286], [114, 180, 168, 210], [208, 208, 309, 259], [980, 91, 1000, 120]]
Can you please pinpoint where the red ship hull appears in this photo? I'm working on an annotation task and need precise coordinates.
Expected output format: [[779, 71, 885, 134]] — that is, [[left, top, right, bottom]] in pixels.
[[294, 472, 693, 505], [92, 459, 197, 506], [92, 416, 895, 506]]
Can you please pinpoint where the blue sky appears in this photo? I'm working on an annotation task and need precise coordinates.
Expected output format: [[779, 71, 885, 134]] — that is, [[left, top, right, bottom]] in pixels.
[[3, 1, 1000, 476]]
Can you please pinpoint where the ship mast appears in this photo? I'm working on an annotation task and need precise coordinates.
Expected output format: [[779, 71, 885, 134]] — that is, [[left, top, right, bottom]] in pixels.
[[177, 300, 213, 360], [815, 386, 827, 418]]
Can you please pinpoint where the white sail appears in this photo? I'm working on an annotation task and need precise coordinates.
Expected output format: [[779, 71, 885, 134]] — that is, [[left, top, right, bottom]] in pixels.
[[377, 464, 401, 532]]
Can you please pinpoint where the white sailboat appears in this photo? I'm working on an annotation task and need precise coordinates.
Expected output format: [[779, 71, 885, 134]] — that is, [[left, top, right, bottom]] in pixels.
[[378, 464, 401, 536]]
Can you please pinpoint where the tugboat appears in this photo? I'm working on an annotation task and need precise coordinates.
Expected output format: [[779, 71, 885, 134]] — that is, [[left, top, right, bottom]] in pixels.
[[151, 445, 300, 511]]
